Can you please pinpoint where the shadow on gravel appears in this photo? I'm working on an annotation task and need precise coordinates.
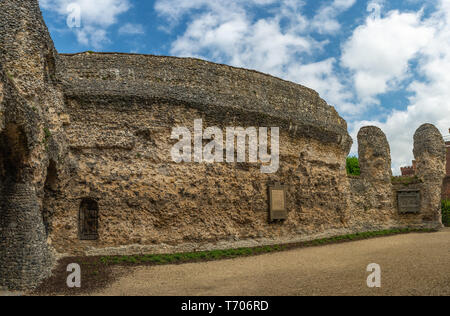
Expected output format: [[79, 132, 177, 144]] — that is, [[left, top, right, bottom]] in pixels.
[[32, 228, 437, 296]]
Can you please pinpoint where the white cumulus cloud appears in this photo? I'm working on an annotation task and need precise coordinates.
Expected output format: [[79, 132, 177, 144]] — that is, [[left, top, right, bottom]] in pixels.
[[39, 0, 131, 48], [348, 0, 450, 174], [119, 23, 144, 35], [311, 0, 357, 34], [341, 9, 434, 105], [286, 58, 355, 115], [155, 0, 355, 114]]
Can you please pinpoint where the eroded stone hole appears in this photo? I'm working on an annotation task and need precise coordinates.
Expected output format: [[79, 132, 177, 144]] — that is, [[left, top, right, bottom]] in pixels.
[[79, 198, 99, 240], [0, 124, 29, 182], [44, 160, 58, 192], [43, 46, 56, 83], [43, 160, 58, 235]]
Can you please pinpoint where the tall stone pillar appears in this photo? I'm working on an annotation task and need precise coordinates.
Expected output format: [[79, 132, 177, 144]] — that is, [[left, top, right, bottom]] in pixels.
[[413, 124, 446, 227], [357, 126, 393, 210], [358, 126, 392, 182], [0, 0, 68, 289], [0, 183, 52, 290]]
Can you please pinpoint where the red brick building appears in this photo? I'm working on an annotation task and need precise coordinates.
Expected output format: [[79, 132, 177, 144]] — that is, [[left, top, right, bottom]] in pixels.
[[401, 161, 417, 177], [443, 129, 450, 200]]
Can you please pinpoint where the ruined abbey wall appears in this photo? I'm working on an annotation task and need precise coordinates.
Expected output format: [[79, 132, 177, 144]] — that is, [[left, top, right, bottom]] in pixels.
[[0, 0, 69, 290], [0, 0, 447, 290], [35, 52, 443, 258], [46, 53, 353, 256]]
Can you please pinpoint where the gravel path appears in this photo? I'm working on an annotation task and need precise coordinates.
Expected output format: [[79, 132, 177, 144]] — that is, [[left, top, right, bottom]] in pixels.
[[93, 228, 450, 296]]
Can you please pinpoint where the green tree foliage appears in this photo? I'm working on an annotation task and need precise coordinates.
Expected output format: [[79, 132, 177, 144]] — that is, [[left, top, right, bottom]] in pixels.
[[346, 156, 361, 176], [442, 200, 450, 227]]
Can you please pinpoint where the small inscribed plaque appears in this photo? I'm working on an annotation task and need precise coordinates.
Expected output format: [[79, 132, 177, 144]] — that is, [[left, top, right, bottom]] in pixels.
[[271, 190, 285, 211], [269, 185, 288, 221], [397, 190, 421, 214]]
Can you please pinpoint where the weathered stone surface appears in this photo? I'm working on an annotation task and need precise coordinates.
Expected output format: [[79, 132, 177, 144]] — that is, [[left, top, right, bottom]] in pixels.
[[414, 124, 446, 180], [0, 0, 68, 290], [0, 183, 52, 290], [47, 99, 352, 255], [0, 0, 446, 290], [44, 39, 356, 256], [0, 68, 7, 132], [346, 127, 395, 230], [57, 53, 353, 153], [358, 126, 392, 182], [0, 81, 4, 105], [414, 124, 446, 226]]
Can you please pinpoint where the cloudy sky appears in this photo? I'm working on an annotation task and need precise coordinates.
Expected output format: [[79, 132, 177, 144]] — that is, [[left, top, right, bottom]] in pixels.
[[39, 0, 450, 174]]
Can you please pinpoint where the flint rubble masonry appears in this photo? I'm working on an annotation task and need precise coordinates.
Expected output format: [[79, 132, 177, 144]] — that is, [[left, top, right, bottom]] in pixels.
[[0, 0, 447, 290]]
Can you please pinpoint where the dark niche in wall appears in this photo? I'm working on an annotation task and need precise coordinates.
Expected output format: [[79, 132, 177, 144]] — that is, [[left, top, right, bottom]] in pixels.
[[79, 198, 99, 240], [43, 160, 58, 236], [0, 124, 29, 182]]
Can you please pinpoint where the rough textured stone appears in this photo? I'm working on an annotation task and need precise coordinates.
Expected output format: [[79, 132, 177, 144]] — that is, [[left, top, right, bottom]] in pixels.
[[0, 0, 446, 290], [50, 98, 349, 249], [0, 81, 4, 105], [0, 183, 52, 290], [0, 67, 7, 132], [56, 52, 353, 153], [414, 124, 446, 225], [414, 124, 446, 180], [358, 126, 392, 182], [0, 0, 68, 290], [346, 127, 394, 230]]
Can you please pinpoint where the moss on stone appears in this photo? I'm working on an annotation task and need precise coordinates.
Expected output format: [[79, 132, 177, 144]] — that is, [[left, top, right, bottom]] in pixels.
[[391, 175, 422, 185]]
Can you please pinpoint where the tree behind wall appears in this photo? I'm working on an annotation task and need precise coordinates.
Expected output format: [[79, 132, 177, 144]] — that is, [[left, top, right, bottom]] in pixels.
[[346, 156, 361, 176], [442, 200, 450, 227]]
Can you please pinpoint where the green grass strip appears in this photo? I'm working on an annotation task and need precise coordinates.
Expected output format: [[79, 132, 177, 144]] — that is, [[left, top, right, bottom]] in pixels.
[[97, 228, 435, 267]]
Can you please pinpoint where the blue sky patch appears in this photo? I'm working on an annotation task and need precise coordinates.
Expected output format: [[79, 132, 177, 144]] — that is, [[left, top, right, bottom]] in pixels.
[[39, 0, 450, 174]]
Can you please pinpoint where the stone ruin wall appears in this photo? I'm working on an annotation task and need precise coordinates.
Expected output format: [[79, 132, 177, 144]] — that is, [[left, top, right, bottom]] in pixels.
[[0, 0, 69, 290], [49, 53, 353, 256], [43, 52, 445, 258], [0, 0, 447, 290], [350, 125, 446, 229]]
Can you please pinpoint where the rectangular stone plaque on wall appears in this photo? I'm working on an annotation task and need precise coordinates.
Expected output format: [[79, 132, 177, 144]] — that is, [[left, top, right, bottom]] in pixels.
[[269, 185, 288, 221], [397, 190, 421, 214]]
